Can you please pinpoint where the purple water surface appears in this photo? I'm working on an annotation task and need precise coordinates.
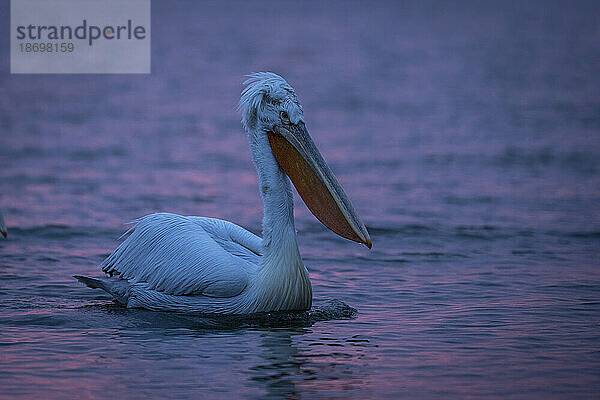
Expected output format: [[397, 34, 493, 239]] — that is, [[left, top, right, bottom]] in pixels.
[[0, 1, 599, 399]]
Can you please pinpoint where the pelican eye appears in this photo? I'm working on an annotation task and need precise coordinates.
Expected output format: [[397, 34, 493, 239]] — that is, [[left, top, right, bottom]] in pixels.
[[279, 111, 290, 124]]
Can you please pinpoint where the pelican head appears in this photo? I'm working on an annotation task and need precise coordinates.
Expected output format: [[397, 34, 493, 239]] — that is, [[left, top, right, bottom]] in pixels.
[[239, 72, 371, 248]]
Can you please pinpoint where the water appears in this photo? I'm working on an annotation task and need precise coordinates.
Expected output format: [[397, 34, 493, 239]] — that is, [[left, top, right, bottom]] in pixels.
[[1, 1, 599, 398]]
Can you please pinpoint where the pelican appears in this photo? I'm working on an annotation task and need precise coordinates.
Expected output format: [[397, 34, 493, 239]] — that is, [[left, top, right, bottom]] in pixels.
[[0, 210, 6, 238], [75, 72, 371, 314]]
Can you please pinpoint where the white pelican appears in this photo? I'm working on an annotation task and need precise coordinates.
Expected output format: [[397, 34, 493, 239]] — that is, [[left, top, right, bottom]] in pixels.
[[0, 210, 6, 238], [75, 72, 371, 314]]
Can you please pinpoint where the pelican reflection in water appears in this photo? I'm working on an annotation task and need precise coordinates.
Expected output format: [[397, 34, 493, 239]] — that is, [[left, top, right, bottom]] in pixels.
[[76, 73, 371, 314]]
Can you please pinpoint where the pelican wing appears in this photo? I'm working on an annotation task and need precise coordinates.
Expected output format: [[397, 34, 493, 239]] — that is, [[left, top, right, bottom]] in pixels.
[[100, 213, 262, 298]]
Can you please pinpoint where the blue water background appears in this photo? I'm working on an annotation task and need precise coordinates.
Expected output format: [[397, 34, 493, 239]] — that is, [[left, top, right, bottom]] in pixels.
[[0, 1, 599, 398]]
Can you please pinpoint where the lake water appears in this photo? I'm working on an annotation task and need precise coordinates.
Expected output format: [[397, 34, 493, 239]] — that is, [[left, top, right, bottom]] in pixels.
[[1, 1, 599, 398]]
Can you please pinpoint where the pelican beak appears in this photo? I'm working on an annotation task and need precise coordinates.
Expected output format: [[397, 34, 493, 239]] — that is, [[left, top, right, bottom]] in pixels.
[[0, 214, 6, 238], [268, 122, 372, 248]]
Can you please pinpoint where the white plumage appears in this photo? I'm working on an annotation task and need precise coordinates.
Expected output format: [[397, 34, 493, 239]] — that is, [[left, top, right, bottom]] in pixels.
[[76, 73, 370, 314], [0, 210, 6, 238]]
